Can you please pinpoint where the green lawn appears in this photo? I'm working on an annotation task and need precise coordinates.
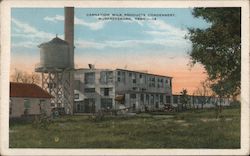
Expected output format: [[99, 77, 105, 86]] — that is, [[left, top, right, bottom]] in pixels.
[[9, 107, 240, 148]]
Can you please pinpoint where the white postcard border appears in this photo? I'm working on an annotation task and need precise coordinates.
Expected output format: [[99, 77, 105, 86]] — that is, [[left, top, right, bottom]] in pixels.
[[1, 0, 249, 155]]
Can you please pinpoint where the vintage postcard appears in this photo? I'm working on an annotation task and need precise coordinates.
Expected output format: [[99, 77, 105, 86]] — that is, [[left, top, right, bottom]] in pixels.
[[0, 0, 249, 155]]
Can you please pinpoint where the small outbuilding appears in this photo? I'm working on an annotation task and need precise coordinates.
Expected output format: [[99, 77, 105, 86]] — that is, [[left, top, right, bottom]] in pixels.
[[10, 82, 53, 118]]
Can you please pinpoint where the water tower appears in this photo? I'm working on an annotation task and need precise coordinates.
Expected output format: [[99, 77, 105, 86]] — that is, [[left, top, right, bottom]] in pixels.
[[35, 7, 74, 114]]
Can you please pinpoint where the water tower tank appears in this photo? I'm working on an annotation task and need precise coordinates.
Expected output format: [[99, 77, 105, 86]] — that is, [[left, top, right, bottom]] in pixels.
[[38, 36, 70, 69]]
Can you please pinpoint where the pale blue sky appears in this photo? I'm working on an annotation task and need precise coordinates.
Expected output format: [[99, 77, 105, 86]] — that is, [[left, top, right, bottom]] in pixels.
[[11, 8, 211, 93], [11, 8, 209, 59]]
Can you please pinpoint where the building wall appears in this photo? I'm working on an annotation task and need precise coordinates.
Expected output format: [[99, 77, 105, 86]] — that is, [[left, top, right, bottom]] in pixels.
[[10, 97, 51, 117], [115, 69, 172, 112], [74, 69, 116, 113], [115, 69, 172, 95], [74, 68, 173, 113]]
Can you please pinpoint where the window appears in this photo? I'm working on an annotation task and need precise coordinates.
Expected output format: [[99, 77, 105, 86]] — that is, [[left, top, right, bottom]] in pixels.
[[39, 100, 45, 112], [24, 99, 30, 115], [133, 104, 136, 111], [173, 96, 178, 103], [74, 94, 79, 99], [146, 94, 149, 101], [159, 79, 164, 88], [130, 94, 136, 99], [84, 72, 95, 84], [104, 88, 109, 96], [133, 79, 136, 83], [155, 102, 159, 108], [84, 88, 95, 93], [24, 99, 31, 109], [198, 97, 203, 103], [140, 94, 144, 101], [139, 74, 144, 84], [117, 71, 125, 83], [100, 71, 113, 84], [101, 88, 112, 96], [84, 99, 95, 113], [152, 77, 155, 82], [77, 104, 81, 111], [157, 83, 160, 88], [101, 98, 113, 109], [166, 96, 171, 103], [129, 73, 132, 77], [151, 77, 155, 87], [166, 79, 169, 84], [160, 95, 163, 102], [150, 94, 154, 104]]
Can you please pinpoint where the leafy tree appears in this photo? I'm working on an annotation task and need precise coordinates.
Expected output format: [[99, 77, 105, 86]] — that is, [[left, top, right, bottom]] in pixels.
[[186, 8, 241, 98], [180, 89, 190, 111]]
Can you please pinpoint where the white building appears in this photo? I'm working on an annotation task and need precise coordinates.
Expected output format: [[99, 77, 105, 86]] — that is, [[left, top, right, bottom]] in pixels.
[[74, 67, 173, 113]]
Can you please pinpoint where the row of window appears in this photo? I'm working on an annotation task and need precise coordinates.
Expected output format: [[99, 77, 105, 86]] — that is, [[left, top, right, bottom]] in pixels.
[[75, 98, 113, 110], [74, 87, 113, 99], [83, 71, 171, 89], [130, 94, 171, 103], [84, 72, 114, 84], [117, 71, 170, 88]]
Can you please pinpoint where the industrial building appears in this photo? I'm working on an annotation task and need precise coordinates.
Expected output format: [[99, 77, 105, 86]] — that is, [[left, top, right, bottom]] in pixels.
[[74, 67, 173, 113]]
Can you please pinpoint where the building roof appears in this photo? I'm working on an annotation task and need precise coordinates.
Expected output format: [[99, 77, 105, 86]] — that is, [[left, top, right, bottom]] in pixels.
[[38, 36, 69, 48], [10, 82, 53, 98], [74, 67, 172, 78], [116, 68, 173, 78]]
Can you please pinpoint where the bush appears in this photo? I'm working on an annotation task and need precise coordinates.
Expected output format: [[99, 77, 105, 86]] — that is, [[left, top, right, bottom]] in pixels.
[[32, 112, 52, 130]]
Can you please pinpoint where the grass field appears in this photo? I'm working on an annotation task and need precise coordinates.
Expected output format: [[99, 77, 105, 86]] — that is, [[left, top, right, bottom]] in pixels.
[[9, 107, 240, 148]]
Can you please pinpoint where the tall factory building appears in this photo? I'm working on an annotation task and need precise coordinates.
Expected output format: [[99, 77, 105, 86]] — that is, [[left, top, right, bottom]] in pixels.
[[74, 67, 173, 113]]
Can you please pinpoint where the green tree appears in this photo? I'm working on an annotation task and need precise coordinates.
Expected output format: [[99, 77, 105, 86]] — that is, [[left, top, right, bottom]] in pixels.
[[186, 8, 241, 97], [180, 89, 190, 111]]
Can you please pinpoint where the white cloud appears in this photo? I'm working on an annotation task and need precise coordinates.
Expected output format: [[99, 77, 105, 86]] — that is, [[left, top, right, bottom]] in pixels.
[[44, 15, 106, 30], [75, 19, 190, 50], [75, 37, 190, 50], [74, 17, 105, 30], [44, 15, 64, 23], [12, 18, 54, 40], [11, 18, 61, 48], [146, 20, 188, 39]]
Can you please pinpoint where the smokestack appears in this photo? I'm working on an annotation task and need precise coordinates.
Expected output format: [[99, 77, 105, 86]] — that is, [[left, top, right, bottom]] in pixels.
[[64, 7, 74, 68]]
